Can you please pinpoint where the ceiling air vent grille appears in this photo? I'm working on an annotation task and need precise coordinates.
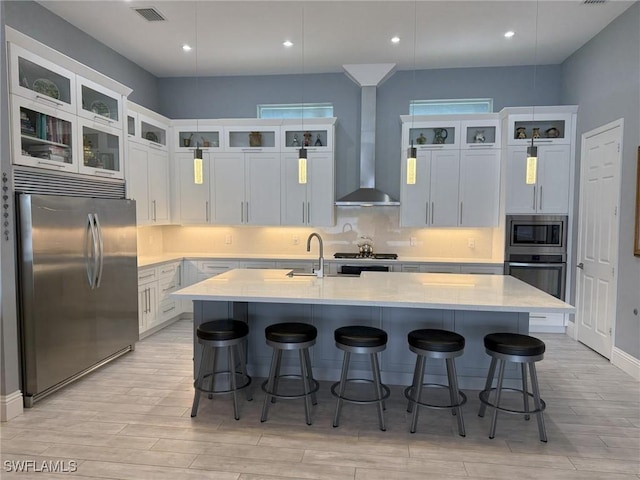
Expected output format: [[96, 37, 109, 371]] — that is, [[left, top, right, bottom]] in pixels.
[[583, 0, 608, 4], [134, 7, 166, 22]]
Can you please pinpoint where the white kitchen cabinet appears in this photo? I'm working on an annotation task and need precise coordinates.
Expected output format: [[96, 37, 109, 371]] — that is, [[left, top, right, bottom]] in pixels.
[[9, 43, 76, 115], [506, 144, 571, 215], [172, 120, 224, 152], [9, 41, 130, 179], [77, 119, 124, 179], [138, 263, 183, 335], [400, 114, 500, 228], [76, 75, 123, 129], [173, 151, 211, 224], [127, 138, 170, 225], [224, 122, 280, 153], [276, 261, 315, 273], [138, 113, 168, 150], [280, 118, 335, 153], [281, 152, 335, 226], [137, 267, 158, 334], [507, 112, 573, 146], [187, 260, 240, 284], [459, 264, 503, 275], [11, 95, 77, 173], [459, 148, 500, 226], [401, 264, 461, 273], [212, 152, 281, 225], [239, 261, 277, 269], [400, 148, 460, 227]]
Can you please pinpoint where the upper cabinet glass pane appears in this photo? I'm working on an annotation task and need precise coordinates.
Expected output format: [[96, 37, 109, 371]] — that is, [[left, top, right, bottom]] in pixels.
[[18, 56, 72, 106], [81, 85, 119, 122], [127, 115, 136, 136], [82, 125, 120, 172], [19, 106, 73, 164], [141, 120, 166, 146]]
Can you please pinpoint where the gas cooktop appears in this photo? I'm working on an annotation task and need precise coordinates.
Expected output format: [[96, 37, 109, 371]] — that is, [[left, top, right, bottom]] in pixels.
[[333, 253, 398, 260]]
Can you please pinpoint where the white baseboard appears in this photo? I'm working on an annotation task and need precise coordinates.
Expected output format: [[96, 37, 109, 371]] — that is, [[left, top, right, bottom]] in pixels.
[[611, 347, 640, 381], [0, 390, 23, 422], [566, 321, 577, 339]]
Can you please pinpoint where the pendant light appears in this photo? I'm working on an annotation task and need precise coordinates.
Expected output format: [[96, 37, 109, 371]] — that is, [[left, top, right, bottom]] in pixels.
[[193, 2, 203, 184], [298, 5, 307, 184], [406, 0, 418, 185], [525, 1, 539, 186]]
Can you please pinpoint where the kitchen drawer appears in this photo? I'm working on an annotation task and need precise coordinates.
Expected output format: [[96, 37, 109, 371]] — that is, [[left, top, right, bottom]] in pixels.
[[158, 261, 180, 279], [158, 298, 179, 323], [196, 260, 239, 280], [459, 265, 503, 275], [276, 261, 314, 274], [138, 267, 157, 284], [158, 276, 179, 301]]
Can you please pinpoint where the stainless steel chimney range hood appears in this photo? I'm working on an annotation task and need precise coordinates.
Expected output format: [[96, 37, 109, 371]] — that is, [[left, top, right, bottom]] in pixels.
[[335, 64, 400, 207]]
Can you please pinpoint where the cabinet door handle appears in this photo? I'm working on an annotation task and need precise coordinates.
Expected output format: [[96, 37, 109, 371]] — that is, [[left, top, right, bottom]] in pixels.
[[37, 160, 65, 169], [93, 114, 115, 125], [94, 170, 116, 176], [532, 186, 537, 211], [425, 202, 429, 224], [246, 202, 249, 223], [240, 202, 244, 223], [307, 202, 311, 224], [35, 94, 64, 108], [302, 202, 305, 223], [460, 202, 463, 224], [205, 201, 209, 222], [152, 200, 157, 221], [431, 202, 435, 225], [539, 186, 543, 211]]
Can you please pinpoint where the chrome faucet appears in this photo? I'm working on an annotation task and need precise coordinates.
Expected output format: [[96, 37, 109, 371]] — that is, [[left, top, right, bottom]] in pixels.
[[306, 232, 324, 278]]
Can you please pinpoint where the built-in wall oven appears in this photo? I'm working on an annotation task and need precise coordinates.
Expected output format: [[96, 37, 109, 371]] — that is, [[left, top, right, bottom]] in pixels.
[[504, 215, 568, 300]]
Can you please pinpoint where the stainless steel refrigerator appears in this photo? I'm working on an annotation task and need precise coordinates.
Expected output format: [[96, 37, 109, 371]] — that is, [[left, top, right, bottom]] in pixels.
[[17, 193, 138, 406]]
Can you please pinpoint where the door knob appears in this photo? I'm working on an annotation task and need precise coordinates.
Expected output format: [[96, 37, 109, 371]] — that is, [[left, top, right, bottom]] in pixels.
[[577, 262, 584, 270]]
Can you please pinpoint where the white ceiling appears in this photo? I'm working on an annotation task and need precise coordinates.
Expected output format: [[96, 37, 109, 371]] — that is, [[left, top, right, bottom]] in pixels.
[[38, 0, 634, 78]]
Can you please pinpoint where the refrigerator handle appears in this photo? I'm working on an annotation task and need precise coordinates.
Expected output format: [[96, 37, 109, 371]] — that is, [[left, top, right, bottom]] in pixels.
[[85, 214, 98, 289], [93, 213, 105, 289]]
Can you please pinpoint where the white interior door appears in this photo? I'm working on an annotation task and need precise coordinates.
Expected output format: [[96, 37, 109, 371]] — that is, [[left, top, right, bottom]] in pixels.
[[576, 120, 623, 359]]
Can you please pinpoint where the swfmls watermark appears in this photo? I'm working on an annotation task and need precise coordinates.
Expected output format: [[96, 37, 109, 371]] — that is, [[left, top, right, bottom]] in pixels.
[[3, 459, 78, 473]]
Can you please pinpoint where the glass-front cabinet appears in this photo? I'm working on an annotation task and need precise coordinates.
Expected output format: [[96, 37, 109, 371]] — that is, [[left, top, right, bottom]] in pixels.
[[11, 97, 76, 173], [403, 119, 460, 150], [280, 118, 335, 153], [76, 76, 122, 129], [139, 114, 168, 149], [224, 122, 280, 152], [460, 118, 500, 148], [10, 44, 76, 115], [507, 112, 573, 146], [172, 121, 223, 152], [77, 120, 124, 179]]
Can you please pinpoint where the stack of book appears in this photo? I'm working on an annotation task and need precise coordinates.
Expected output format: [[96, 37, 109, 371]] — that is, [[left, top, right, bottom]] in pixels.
[[28, 145, 70, 163]]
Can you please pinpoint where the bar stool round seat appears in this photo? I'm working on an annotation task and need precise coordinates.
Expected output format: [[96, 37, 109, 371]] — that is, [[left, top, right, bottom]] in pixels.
[[191, 319, 252, 420], [478, 332, 548, 442], [331, 326, 390, 431], [404, 329, 467, 435], [261, 322, 319, 425]]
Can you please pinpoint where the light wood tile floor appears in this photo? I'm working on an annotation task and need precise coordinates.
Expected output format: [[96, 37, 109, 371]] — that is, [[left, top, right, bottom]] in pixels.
[[1, 319, 639, 479]]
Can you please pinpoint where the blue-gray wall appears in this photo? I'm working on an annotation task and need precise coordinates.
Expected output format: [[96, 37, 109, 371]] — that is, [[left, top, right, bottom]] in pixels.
[[562, 2, 640, 360], [4, 0, 160, 110], [159, 65, 561, 200]]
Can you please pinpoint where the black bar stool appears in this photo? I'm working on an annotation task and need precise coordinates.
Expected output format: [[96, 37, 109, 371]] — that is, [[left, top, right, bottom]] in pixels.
[[478, 332, 547, 442], [261, 322, 319, 425], [191, 319, 252, 419], [404, 329, 467, 435], [331, 326, 390, 431]]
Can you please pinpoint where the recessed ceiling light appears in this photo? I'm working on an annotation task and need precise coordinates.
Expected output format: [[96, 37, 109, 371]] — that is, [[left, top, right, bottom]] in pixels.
[[391, 36, 400, 44], [283, 40, 293, 48], [182, 44, 192, 52], [504, 31, 515, 39]]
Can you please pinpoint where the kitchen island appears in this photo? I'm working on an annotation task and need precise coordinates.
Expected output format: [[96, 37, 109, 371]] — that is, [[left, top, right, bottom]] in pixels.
[[173, 269, 574, 388]]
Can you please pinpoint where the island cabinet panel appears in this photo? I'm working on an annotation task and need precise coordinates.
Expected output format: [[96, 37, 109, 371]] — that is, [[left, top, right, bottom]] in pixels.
[[380, 308, 453, 375]]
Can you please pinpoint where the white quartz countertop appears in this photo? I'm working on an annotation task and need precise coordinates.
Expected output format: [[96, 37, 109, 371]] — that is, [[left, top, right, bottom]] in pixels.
[[172, 268, 574, 314]]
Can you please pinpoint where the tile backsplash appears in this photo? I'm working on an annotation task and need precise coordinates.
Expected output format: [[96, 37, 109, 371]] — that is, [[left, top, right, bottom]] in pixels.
[[139, 208, 505, 261]]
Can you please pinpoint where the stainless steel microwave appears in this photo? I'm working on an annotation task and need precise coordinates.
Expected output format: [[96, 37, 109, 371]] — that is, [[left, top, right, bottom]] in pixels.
[[506, 215, 568, 256]]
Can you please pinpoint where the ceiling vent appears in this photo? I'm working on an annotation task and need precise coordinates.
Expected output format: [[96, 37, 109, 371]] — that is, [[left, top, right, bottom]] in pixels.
[[133, 7, 166, 22], [582, 0, 607, 4]]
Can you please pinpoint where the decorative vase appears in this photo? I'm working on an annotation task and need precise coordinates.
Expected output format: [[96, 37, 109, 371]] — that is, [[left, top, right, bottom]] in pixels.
[[249, 131, 262, 147]]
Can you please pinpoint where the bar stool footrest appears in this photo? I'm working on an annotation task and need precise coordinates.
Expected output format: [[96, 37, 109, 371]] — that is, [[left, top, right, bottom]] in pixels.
[[479, 387, 546, 415], [330, 378, 391, 405], [261, 375, 320, 400], [195, 372, 252, 396], [404, 383, 467, 410]]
